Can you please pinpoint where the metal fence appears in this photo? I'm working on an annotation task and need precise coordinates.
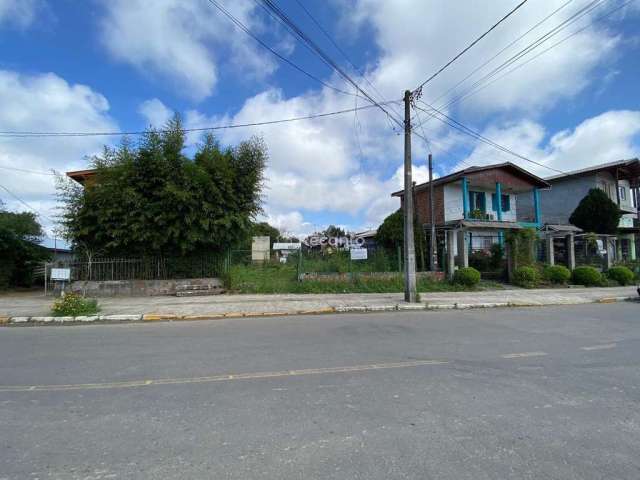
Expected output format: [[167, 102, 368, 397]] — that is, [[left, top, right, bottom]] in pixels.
[[45, 255, 226, 283]]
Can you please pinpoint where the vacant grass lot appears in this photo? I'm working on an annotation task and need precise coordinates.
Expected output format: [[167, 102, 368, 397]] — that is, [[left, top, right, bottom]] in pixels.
[[226, 264, 503, 294]]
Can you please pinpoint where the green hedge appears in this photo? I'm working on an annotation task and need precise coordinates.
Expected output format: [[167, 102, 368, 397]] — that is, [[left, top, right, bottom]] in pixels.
[[543, 265, 571, 284], [514, 266, 540, 288], [572, 266, 602, 286], [606, 266, 635, 286], [453, 267, 481, 287]]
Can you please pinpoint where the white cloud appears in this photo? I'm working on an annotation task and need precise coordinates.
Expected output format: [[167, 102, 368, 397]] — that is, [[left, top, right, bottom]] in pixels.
[[99, 0, 278, 101], [351, 0, 622, 115], [138, 98, 173, 128], [457, 110, 640, 176], [127, 1, 636, 233], [0, 0, 40, 28], [0, 70, 118, 232]]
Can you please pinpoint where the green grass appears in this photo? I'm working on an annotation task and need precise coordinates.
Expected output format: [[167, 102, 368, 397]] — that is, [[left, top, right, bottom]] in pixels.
[[226, 264, 504, 294]]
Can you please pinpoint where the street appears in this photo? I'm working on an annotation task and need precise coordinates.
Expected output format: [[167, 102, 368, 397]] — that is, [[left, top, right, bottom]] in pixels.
[[1, 303, 639, 479]]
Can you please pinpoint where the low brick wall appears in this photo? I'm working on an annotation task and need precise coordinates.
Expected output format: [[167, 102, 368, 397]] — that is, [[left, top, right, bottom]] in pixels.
[[299, 271, 445, 282], [69, 278, 224, 297]]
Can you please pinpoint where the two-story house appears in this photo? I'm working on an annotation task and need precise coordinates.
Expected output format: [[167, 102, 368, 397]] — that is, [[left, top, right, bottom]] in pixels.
[[520, 159, 640, 262], [392, 162, 550, 272]]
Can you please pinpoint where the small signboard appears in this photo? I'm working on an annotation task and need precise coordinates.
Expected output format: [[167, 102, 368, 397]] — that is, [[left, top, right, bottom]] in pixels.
[[51, 268, 71, 281], [273, 242, 301, 250], [350, 248, 368, 260]]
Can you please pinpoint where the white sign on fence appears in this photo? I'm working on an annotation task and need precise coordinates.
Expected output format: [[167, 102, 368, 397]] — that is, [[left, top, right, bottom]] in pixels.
[[350, 248, 368, 260], [51, 268, 71, 281], [273, 242, 301, 250]]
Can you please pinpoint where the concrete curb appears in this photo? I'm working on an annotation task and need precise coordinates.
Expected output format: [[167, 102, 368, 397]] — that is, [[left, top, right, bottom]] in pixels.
[[2, 296, 637, 326]]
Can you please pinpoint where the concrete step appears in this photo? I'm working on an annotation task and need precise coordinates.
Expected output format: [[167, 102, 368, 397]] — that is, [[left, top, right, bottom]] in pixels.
[[175, 284, 219, 292], [175, 286, 225, 297]]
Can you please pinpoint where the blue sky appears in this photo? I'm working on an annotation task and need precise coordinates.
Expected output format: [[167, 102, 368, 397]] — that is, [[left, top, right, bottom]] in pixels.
[[0, 0, 639, 237]]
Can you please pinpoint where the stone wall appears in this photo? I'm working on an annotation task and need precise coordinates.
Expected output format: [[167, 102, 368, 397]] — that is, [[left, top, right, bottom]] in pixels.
[[69, 278, 224, 297]]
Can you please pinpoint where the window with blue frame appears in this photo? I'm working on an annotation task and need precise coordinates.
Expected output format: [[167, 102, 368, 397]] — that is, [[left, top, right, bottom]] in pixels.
[[491, 193, 511, 212], [468, 191, 486, 212]]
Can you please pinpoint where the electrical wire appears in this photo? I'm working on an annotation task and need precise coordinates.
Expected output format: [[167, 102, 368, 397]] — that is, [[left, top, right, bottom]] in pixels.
[[258, 0, 404, 130], [443, 0, 635, 108], [205, 0, 358, 98], [0, 165, 57, 176], [430, 0, 575, 107], [439, 0, 608, 111], [0, 183, 54, 221], [0, 101, 400, 138], [414, 102, 565, 174], [412, 0, 530, 92]]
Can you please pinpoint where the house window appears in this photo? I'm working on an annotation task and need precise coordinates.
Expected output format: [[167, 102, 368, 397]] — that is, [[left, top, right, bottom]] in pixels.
[[468, 191, 486, 213], [619, 186, 626, 201], [491, 193, 511, 212]]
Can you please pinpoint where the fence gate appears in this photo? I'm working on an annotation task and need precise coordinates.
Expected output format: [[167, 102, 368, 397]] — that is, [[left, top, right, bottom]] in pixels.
[[468, 234, 507, 281]]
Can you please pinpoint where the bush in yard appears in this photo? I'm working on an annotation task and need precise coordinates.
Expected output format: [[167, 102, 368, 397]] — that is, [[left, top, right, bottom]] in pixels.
[[513, 266, 540, 288], [571, 266, 602, 286], [453, 267, 481, 287], [51, 292, 99, 317], [606, 266, 635, 286], [543, 265, 571, 284]]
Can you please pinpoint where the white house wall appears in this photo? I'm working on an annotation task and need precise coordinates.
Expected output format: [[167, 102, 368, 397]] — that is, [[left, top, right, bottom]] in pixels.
[[443, 182, 517, 222]]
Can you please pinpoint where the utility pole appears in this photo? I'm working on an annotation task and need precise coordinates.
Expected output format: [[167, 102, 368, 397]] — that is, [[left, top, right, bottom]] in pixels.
[[428, 153, 437, 271], [403, 90, 418, 302]]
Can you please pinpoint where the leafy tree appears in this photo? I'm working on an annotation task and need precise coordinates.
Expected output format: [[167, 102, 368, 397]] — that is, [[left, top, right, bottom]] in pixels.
[[251, 222, 281, 241], [376, 209, 427, 269], [324, 225, 346, 238], [376, 210, 403, 249], [0, 202, 48, 288], [569, 188, 622, 234], [57, 115, 267, 257]]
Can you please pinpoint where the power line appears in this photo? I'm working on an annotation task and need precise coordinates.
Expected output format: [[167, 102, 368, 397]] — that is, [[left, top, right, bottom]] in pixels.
[[413, 0, 530, 92], [291, 0, 404, 123], [205, 0, 358, 98], [443, 0, 634, 108], [414, 102, 565, 174], [0, 165, 57, 176], [257, 0, 404, 130], [438, 0, 607, 111], [0, 101, 400, 138], [430, 0, 575, 107], [0, 183, 54, 221]]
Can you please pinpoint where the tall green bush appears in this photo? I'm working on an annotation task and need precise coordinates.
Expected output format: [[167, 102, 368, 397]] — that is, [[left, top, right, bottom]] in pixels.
[[543, 265, 571, 284], [606, 266, 634, 286], [572, 266, 602, 286], [514, 266, 540, 288], [453, 267, 481, 287]]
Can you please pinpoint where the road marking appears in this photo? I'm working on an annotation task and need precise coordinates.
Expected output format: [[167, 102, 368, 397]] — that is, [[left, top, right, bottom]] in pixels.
[[581, 343, 617, 351], [0, 359, 448, 393], [501, 351, 548, 359]]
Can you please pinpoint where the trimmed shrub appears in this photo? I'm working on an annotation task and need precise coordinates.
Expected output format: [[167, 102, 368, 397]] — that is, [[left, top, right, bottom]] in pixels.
[[572, 266, 602, 286], [514, 266, 540, 288], [51, 292, 99, 317], [543, 265, 571, 284], [606, 266, 635, 286], [453, 267, 481, 287]]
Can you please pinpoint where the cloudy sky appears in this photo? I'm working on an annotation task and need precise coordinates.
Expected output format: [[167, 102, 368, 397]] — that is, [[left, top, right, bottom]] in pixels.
[[0, 0, 639, 237]]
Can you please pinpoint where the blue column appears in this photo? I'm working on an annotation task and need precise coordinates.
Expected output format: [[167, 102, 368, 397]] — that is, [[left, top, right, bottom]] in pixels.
[[495, 182, 502, 221], [462, 177, 469, 219], [533, 188, 541, 226]]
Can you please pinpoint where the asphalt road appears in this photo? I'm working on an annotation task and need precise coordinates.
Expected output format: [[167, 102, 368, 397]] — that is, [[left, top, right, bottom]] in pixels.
[[1, 303, 639, 479]]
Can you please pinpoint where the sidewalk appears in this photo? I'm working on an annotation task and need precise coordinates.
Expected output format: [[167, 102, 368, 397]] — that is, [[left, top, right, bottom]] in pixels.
[[1, 286, 637, 323]]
